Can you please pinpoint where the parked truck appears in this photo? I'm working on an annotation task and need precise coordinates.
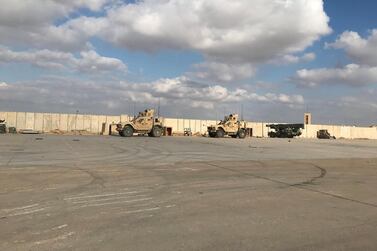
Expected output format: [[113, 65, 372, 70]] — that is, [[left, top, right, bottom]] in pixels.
[[116, 109, 164, 137], [267, 124, 304, 138], [207, 114, 247, 138]]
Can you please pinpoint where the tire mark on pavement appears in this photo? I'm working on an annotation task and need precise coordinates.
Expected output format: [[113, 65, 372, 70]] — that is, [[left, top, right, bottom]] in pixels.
[[291, 164, 327, 186], [1, 204, 48, 218], [205, 161, 377, 209]]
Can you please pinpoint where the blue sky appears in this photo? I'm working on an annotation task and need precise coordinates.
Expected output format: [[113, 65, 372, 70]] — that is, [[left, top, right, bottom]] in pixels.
[[0, 0, 376, 125]]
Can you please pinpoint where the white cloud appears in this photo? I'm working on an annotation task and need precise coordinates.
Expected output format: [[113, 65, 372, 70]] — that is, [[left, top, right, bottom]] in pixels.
[[294, 95, 377, 126], [293, 29, 377, 87], [125, 77, 305, 107], [327, 30, 377, 66], [99, 0, 330, 65], [0, 76, 304, 115], [336, 95, 377, 117], [0, 47, 73, 69], [0, 47, 127, 74], [75, 50, 127, 73], [0, 0, 110, 51], [293, 64, 377, 87], [8, 75, 376, 125], [0, 0, 331, 82], [0, 81, 8, 88], [192, 62, 256, 82], [266, 93, 304, 104], [0, 0, 107, 26], [191, 101, 216, 110], [302, 53, 317, 62], [272, 52, 316, 65], [88, 0, 330, 82]]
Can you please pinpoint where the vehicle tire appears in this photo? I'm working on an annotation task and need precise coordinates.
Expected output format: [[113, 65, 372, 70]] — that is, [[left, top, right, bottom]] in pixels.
[[119, 131, 125, 137], [269, 132, 276, 138], [151, 126, 162, 137], [208, 132, 216, 138], [237, 129, 246, 139], [122, 125, 134, 137], [216, 129, 225, 138]]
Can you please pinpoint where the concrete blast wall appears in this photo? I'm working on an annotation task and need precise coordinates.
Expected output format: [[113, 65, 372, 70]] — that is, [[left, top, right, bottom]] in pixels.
[[0, 111, 125, 135], [163, 118, 219, 135], [302, 124, 377, 140], [1, 111, 376, 139]]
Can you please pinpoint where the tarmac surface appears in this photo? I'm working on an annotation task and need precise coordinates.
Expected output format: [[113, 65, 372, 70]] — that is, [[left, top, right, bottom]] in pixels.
[[0, 134, 377, 251]]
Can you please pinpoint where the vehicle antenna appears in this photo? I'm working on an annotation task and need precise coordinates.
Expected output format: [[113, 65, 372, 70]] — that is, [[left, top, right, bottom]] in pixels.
[[133, 102, 136, 119], [241, 103, 244, 121], [158, 97, 161, 117]]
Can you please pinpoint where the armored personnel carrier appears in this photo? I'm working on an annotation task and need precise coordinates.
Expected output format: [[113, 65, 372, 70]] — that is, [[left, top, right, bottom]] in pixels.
[[207, 114, 247, 138], [116, 109, 163, 137]]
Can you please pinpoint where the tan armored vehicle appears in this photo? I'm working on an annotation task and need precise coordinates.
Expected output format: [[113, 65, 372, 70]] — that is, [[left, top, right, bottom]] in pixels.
[[207, 114, 247, 138], [116, 109, 163, 137]]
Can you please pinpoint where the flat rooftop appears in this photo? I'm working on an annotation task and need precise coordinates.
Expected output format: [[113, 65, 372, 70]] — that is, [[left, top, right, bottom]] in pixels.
[[1, 135, 377, 250]]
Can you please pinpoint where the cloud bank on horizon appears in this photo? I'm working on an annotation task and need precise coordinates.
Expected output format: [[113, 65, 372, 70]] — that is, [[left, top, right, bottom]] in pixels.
[[0, 0, 376, 124]]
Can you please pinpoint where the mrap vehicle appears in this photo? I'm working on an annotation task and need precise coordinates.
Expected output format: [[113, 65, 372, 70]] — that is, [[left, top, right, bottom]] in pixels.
[[116, 109, 164, 137], [207, 114, 247, 138]]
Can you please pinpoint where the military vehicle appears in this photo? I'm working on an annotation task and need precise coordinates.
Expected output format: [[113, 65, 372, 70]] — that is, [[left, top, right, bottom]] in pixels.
[[184, 128, 192, 136], [208, 114, 247, 138], [267, 124, 304, 138], [317, 129, 336, 139], [0, 119, 6, 134], [116, 109, 163, 137]]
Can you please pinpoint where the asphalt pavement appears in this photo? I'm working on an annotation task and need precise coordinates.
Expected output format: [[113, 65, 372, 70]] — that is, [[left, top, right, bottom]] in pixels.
[[1, 135, 376, 250]]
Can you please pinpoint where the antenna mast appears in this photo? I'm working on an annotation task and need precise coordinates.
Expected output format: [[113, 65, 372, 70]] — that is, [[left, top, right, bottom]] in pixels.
[[133, 102, 136, 119], [241, 104, 244, 120], [158, 97, 161, 117]]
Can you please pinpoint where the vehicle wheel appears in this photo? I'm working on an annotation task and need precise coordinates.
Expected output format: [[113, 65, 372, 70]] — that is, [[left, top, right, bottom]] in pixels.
[[269, 132, 277, 138], [216, 129, 225, 138], [119, 131, 125, 137], [208, 132, 215, 138], [151, 126, 162, 137], [122, 125, 134, 137], [237, 129, 246, 139]]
